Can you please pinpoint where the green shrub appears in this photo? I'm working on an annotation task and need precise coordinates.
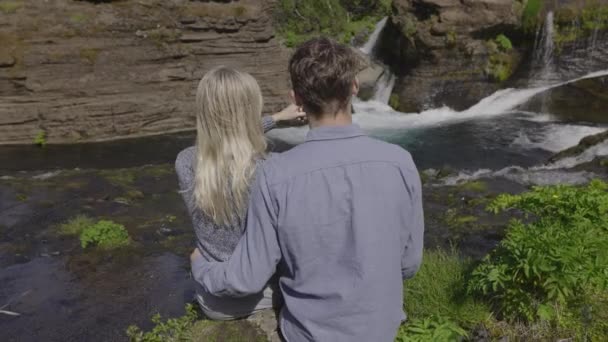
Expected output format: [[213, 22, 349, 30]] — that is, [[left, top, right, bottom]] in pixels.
[[486, 53, 513, 82], [127, 304, 198, 342], [469, 180, 608, 326], [34, 131, 47, 147], [522, 0, 543, 33], [494, 34, 512, 52], [274, 0, 388, 47], [395, 316, 468, 342], [80, 220, 131, 249], [59, 215, 95, 236]]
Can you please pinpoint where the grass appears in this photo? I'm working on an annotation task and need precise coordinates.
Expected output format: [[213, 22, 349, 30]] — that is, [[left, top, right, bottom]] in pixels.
[[403, 249, 492, 327], [34, 131, 47, 147], [126, 304, 267, 342], [0, 1, 22, 14], [58, 215, 95, 236]]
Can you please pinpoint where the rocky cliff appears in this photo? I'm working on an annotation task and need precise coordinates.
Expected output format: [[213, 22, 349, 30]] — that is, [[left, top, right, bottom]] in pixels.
[[377, 0, 525, 112], [0, 0, 291, 144]]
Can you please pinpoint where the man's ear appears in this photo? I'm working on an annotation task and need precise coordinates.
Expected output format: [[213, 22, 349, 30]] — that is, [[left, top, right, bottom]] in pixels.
[[352, 78, 360, 96], [290, 90, 303, 106]]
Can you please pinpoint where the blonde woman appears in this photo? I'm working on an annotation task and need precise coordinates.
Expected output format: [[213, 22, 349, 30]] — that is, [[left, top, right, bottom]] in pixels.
[[175, 66, 304, 320]]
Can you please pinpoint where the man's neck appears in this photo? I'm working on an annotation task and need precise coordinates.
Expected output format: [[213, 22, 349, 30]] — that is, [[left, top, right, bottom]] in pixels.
[[308, 107, 353, 129]]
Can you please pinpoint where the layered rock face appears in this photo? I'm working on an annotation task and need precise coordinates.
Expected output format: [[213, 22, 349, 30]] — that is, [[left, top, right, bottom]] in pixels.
[[0, 0, 291, 144], [378, 0, 524, 112]]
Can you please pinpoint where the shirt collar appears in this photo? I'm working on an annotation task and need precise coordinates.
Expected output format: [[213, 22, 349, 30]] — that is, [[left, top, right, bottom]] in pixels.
[[306, 124, 366, 142]]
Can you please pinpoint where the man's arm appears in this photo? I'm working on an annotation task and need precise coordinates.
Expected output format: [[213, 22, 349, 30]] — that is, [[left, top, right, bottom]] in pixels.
[[191, 167, 282, 297], [401, 168, 424, 280]]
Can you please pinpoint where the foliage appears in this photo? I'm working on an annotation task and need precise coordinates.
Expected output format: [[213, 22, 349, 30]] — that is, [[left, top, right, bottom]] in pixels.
[[522, 0, 543, 33], [127, 304, 198, 342], [404, 250, 491, 327], [395, 316, 468, 342], [389, 94, 400, 111], [554, 3, 608, 50], [274, 0, 389, 47], [469, 180, 608, 328], [59, 215, 95, 236], [80, 220, 131, 249], [486, 53, 513, 82], [0, 1, 21, 14], [34, 131, 47, 147], [494, 34, 513, 52]]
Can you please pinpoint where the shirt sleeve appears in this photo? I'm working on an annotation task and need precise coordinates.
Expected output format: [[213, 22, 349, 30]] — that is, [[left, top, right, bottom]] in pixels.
[[191, 167, 282, 297], [401, 167, 424, 280], [262, 115, 276, 133]]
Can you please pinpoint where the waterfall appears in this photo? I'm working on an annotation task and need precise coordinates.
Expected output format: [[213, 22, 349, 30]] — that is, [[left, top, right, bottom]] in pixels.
[[357, 17, 396, 105], [371, 72, 396, 104], [267, 69, 608, 144], [531, 11, 557, 85], [359, 17, 388, 56]]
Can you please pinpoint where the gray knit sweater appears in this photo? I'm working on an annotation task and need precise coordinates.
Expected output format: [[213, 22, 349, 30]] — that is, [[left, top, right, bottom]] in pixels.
[[175, 116, 276, 263]]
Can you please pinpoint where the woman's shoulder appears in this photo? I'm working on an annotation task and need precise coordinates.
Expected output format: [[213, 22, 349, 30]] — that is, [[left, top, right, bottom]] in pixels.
[[175, 146, 196, 177]]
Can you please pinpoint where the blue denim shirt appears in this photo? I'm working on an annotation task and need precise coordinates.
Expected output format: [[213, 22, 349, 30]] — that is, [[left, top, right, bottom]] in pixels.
[[192, 124, 424, 342]]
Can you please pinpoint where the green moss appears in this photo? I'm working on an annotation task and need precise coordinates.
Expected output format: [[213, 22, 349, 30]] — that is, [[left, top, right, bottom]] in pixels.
[[233, 5, 247, 17], [79, 48, 99, 65], [15, 193, 28, 202], [59, 215, 96, 236], [458, 180, 488, 193], [445, 30, 457, 47], [389, 94, 400, 111], [70, 13, 88, 24], [0, 1, 22, 14], [486, 52, 514, 83], [80, 220, 131, 249], [34, 131, 47, 147], [522, 0, 543, 33], [100, 169, 136, 187], [553, 4, 608, 51]]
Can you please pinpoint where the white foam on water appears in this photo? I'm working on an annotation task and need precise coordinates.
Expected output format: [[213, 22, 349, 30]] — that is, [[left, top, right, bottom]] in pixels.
[[544, 141, 608, 169], [510, 124, 606, 152]]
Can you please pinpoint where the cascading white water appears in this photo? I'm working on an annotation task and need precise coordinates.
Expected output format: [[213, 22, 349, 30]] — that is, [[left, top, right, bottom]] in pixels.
[[531, 11, 557, 85], [359, 17, 388, 55], [371, 72, 396, 104]]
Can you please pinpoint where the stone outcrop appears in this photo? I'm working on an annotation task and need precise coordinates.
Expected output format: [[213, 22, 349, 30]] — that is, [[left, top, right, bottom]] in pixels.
[[523, 75, 608, 124], [0, 0, 291, 144], [377, 0, 524, 112]]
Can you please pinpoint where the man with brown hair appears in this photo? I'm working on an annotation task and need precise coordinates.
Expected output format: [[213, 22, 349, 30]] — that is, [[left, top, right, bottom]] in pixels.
[[192, 37, 424, 341]]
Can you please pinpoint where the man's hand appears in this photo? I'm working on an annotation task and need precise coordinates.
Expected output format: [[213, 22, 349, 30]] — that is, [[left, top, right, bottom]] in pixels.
[[272, 104, 307, 125], [190, 248, 202, 264]]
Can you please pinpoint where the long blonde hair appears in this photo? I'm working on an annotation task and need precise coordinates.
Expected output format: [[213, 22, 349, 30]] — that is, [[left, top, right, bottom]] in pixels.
[[194, 66, 267, 226]]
